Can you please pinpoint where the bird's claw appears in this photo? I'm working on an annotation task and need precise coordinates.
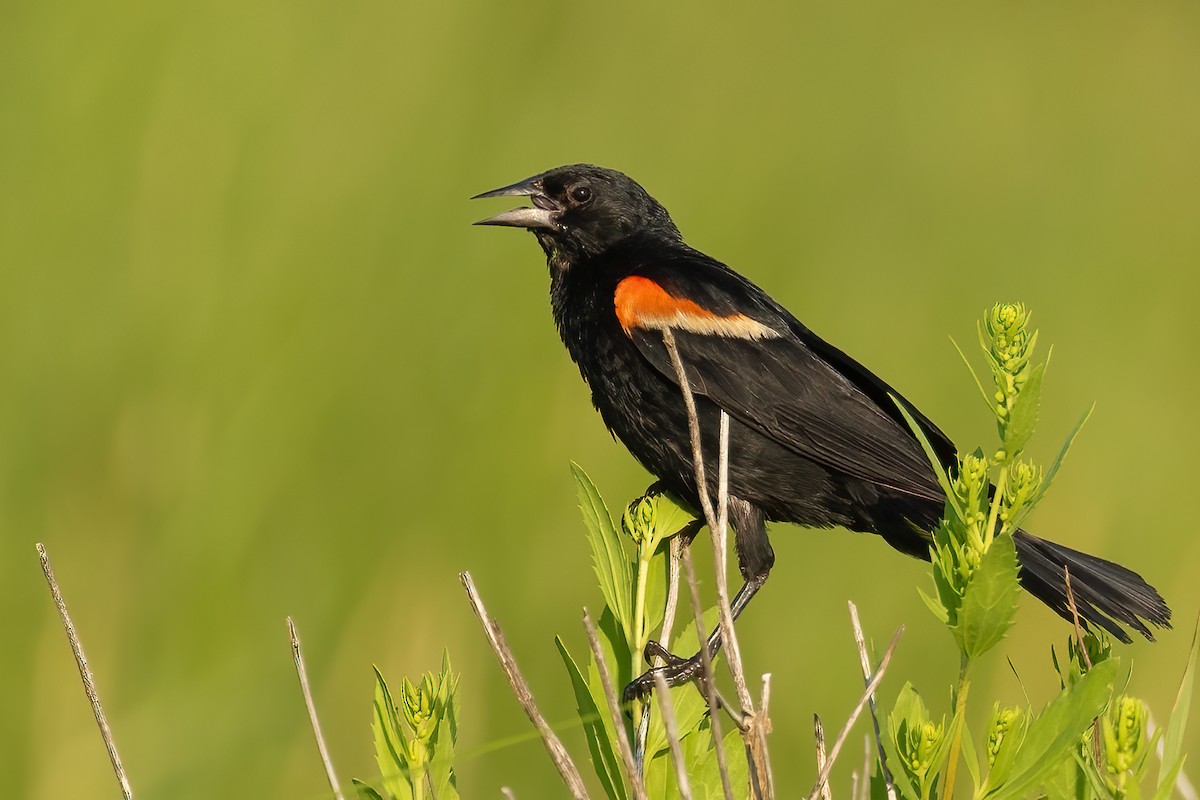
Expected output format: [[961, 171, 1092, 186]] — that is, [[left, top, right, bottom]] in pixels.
[[621, 640, 708, 704]]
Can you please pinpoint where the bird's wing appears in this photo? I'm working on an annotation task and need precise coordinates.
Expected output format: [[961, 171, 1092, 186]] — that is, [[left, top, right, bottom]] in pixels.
[[615, 255, 954, 503]]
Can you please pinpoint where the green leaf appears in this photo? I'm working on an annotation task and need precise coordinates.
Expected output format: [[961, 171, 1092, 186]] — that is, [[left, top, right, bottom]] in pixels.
[[1006, 404, 1093, 535], [1003, 361, 1044, 456], [351, 779, 387, 800], [1160, 617, 1199, 795], [572, 463, 635, 643], [988, 659, 1118, 800], [918, 585, 950, 624], [961, 721, 981, 794], [892, 396, 964, 522], [429, 714, 459, 800], [955, 535, 1021, 659], [653, 489, 699, 540], [950, 335, 996, 413], [1152, 756, 1187, 800], [371, 667, 414, 800], [692, 726, 750, 799], [556, 637, 628, 800]]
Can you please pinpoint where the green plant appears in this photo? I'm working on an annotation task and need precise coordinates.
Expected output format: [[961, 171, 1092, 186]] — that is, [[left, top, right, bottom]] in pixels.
[[885, 303, 1196, 800]]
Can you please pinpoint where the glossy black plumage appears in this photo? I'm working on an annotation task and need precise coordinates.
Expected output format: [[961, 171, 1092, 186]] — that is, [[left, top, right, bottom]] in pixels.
[[474, 164, 1171, 654]]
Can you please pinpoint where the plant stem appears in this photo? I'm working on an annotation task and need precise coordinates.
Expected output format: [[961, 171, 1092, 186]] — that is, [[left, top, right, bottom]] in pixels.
[[942, 655, 973, 800], [984, 464, 1008, 547]]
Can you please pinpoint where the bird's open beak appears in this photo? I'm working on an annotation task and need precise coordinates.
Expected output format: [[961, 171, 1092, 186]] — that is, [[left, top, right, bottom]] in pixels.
[[472, 175, 561, 231]]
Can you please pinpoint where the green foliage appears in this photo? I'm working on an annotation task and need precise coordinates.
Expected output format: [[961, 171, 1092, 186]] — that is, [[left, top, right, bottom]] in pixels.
[[347, 303, 1194, 800], [888, 304, 1195, 800], [560, 468, 749, 798], [362, 653, 460, 800]]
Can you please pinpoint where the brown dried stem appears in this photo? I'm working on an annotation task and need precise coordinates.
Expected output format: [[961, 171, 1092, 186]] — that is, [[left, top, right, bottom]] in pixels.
[[807, 627, 904, 800], [584, 609, 649, 800], [814, 714, 832, 800], [662, 328, 772, 798], [652, 670, 695, 800], [287, 617, 345, 800], [681, 547, 736, 800], [848, 601, 896, 800], [460, 571, 590, 800], [37, 543, 133, 800]]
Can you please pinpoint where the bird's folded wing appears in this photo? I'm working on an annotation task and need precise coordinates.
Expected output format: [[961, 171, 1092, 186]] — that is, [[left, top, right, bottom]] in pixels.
[[616, 267, 949, 503]]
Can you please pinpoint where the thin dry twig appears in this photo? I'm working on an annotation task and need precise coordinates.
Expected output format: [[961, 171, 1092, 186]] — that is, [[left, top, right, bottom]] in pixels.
[[653, 671, 695, 800], [814, 714, 832, 800], [681, 547, 736, 800], [1063, 567, 1093, 669], [460, 571, 590, 800], [756, 673, 776, 792], [1064, 567, 1103, 768], [37, 543, 133, 800], [848, 602, 896, 800], [662, 329, 772, 797], [807, 627, 904, 800], [287, 617, 345, 800], [584, 609, 649, 800]]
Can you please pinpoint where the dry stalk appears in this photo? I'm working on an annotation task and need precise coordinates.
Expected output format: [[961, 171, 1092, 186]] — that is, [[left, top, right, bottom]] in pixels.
[[652, 671, 695, 800], [583, 609, 649, 800], [814, 714, 832, 800], [807, 627, 904, 800], [460, 571, 590, 800], [662, 329, 772, 798], [36, 543, 133, 800], [848, 602, 896, 800], [681, 547, 736, 800], [287, 617, 345, 800]]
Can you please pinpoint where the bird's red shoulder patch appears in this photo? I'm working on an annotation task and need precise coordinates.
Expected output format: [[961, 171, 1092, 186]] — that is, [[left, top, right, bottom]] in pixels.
[[614, 276, 780, 339]]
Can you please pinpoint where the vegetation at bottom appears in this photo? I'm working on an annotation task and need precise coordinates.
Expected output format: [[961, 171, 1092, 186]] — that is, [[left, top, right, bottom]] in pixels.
[[358, 304, 1196, 799]]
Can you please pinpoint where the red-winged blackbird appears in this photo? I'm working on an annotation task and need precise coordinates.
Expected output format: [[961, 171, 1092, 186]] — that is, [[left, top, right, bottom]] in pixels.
[[474, 164, 1170, 696]]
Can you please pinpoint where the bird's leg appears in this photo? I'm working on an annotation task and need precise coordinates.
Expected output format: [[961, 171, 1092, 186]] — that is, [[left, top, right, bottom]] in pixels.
[[623, 499, 772, 703], [622, 574, 767, 701]]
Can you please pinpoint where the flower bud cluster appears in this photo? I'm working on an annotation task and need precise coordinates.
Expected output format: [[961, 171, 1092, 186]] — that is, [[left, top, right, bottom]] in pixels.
[[999, 458, 1042, 534], [986, 704, 1026, 767], [1103, 696, 1148, 793], [983, 303, 1037, 433], [622, 495, 658, 547]]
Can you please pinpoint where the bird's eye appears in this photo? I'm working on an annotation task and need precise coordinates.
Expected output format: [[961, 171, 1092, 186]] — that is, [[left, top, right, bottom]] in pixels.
[[570, 185, 593, 204]]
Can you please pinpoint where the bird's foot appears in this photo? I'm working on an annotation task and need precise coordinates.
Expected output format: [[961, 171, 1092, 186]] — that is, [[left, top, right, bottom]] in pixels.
[[622, 640, 709, 704]]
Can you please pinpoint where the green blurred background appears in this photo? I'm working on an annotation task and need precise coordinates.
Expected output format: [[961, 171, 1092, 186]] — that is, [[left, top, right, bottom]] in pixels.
[[3, 1, 1199, 796]]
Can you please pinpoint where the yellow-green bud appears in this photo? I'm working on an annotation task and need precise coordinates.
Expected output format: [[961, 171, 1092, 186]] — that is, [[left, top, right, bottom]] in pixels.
[[1103, 696, 1148, 792], [987, 705, 1023, 766], [622, 495, 657, 545]]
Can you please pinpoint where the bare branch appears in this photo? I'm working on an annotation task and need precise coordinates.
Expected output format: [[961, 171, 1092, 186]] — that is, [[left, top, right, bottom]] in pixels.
[[681, 547, 736, 800], [37, 543, 133, 800], [814, 715, 832, 800], [662, 329, 771, 798], [807, 627, 904, 800], [584, 609, 649, 800], [460, 572, 590, 800], [848, 602, 896, 800], [287, 617, 345, 800], [652, 671, 694, 800], [1063, 567, 1093, 669]]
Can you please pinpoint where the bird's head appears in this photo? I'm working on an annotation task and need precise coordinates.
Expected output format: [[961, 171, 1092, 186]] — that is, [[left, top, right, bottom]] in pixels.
[[473, 164, 681, 265]]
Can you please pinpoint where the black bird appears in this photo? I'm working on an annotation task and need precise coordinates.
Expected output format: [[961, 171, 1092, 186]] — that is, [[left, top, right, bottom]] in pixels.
[[473, 164, 1170, 696]]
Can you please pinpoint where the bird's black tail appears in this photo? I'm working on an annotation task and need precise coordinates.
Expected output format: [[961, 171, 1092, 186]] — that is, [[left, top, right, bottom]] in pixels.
[[1013, 530, 1172, 643]]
